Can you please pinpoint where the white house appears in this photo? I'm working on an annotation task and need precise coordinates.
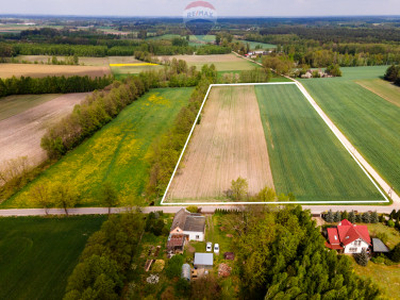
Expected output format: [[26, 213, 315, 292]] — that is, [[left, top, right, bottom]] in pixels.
[[170, 208, 205, 242], [326, 219, 371, 254]]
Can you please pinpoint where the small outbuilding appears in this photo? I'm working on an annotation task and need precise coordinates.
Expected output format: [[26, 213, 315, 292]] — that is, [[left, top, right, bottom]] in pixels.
[[182, 263, 191, 281], [194, 253, 213, 269], [372, 238, 390, 253], [167, 234, 186, 254]]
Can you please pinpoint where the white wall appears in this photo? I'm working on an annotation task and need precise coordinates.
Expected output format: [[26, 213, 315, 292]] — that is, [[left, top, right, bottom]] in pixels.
[[343, 238, 369, 254], [185, 231, 204, 242]]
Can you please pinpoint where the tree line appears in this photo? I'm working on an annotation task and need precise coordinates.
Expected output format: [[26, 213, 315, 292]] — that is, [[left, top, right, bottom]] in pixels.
[[233, 206, 380, 299], [41, 76, 147, 159], [0, 75, 112, 97], [384, 65, 400, 86], [144, 64, 218, 200], [245, 32, 400, 67], [64, 211, 145, 299]]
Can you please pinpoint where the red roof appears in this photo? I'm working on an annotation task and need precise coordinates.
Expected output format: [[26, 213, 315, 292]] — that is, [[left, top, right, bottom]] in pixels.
[[337, 219, 371, 246], [325, 241, 343, 250], [167, 234, 185, 248], [185, 1, 216, 10], [327, 228, 340, 245]]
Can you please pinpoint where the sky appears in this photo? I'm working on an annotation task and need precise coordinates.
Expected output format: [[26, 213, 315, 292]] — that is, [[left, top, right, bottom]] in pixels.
[[1, 0, 400, 17]]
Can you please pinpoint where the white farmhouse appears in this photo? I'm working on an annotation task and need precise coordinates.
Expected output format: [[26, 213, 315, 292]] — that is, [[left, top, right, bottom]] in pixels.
[[170, 208, 205, 242], [326, 219, 371, 254]]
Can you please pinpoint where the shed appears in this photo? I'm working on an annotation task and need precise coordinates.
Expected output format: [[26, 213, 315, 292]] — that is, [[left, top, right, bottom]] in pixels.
[[182, 263, 191, 281], [372, 238, 390, 253], [194, 253, 213, 269]]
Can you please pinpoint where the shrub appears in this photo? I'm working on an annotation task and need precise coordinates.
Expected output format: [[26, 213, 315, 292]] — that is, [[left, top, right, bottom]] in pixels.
[[186, 206, 199, 213], [165, 255, 184, 279], [390, 243, 400, 262], [354, 249, 369, 267]]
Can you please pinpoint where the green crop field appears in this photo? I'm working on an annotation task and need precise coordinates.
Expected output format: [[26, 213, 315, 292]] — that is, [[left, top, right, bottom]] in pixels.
[[235, 40, 277, 50], [0, 215, 106, 300], [0, 94, 60, 120], [2, 87, 193, 208], [356, 78, 400, 107], [300, 66, 400, 196], [255, 84, 384, 202]]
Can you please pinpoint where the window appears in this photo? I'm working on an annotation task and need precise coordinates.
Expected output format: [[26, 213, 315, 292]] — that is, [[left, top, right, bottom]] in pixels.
[[196, 235, 200, 240], [349, 247, 358, 253]]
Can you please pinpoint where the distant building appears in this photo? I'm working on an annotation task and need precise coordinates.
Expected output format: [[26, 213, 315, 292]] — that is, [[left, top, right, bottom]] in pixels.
[[194, 253, 214, 269], [170, 208, 206, 241], [325, 219, 371, 254]]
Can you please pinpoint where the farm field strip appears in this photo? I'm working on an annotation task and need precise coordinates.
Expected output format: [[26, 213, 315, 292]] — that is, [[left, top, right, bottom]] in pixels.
[[161, 82, 389, 205], [0, 93, 89, 171], [0, 64, 111, 79], [167, 86, 274, 201], [2, 88, 193, 208], [301, 75, 400, 204]]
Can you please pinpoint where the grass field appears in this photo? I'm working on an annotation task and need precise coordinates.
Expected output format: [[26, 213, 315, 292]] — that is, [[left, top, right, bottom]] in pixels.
[[167, 86, 274, 202], [2, 87, 193, 208], [158, 54, 256, 72], [366, 223, 400, 249], [301, 66, 400, 196], [0, 215, 106, 300], [0, 63, 110, 79], [351, 259, 400, 300], [236, 40, 277, 50], [255, 84, 383, 202], [356, 78, 400, 107], [0, 94, 60, 121]]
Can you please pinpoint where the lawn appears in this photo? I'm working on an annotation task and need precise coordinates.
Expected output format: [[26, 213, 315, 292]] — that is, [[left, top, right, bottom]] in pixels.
[[351, 258, 400, 300], [2, 87, 193, 208], [366, 223, 400, 249], [235, 39, 277, 50], [0, 215, 106, 300], [301, 66, 400, 196], [0, 93, 60, 120], [255, 84, 384, 202]]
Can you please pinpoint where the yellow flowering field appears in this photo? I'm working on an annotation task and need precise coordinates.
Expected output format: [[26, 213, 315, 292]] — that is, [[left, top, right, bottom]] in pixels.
[[3, 87, 194, 208]]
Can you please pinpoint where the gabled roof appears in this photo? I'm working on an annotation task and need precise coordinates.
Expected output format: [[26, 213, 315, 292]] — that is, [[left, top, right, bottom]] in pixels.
[[194, 253, 213, 266], [171, 208, 189, 231], [337, 219, 371, 246], [171, 208, 205, 233], [327, 228, 340, 245]]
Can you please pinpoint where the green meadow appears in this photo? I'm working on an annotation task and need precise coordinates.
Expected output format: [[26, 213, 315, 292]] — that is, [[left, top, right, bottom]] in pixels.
[[2, 87, 193, 208], [255, 84, 384, 202], [0, 215, 106, 300], [301, 66, 400, 195]]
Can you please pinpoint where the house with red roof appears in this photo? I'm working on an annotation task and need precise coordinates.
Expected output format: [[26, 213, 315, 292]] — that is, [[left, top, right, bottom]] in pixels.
[[325, 219, 371, 254]]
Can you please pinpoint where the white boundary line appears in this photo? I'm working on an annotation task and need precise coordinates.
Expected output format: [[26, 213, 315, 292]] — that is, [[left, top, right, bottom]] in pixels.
[[160, 82, 390, 205]]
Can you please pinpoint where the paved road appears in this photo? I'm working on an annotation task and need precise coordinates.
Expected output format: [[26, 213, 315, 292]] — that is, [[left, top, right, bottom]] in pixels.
[[1, 202, 399, 217]]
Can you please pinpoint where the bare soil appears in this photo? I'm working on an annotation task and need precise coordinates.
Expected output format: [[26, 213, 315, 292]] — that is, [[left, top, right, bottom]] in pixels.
[[167, 86, 274, 201], [0, 64, 111, 79], [0, 93, 89, 171]]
